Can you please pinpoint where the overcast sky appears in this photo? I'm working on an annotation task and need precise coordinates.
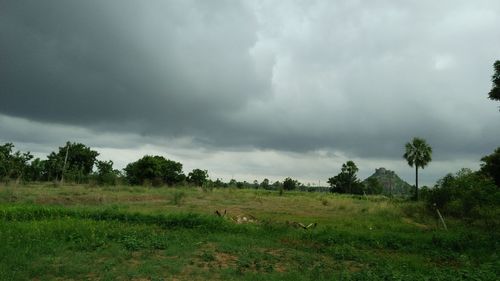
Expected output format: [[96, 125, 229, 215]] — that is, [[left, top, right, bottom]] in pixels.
[[1, 0, 499, 186]]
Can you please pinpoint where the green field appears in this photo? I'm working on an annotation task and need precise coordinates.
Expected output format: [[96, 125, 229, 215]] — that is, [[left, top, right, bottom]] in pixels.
[[0, 184, 498, 280]]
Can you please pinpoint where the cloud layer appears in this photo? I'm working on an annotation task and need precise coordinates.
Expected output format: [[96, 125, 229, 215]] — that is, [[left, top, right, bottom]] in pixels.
[[1, 0, 499, 184]]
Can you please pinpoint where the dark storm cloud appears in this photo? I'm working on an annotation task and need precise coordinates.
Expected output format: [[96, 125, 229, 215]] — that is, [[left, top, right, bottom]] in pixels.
[[0, 0, 268, 134], [1, 0, 500, 166]]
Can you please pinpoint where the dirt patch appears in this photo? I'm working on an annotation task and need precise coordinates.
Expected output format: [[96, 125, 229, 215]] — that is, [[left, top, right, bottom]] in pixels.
[[33, 193, 170, 206], [402, 217, 430, 230], [214, 252, 238, 268], [35, 195, 106, 205], [344, 260, 364, 272]]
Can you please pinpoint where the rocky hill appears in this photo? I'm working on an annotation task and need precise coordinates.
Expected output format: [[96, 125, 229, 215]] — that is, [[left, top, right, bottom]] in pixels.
[[363, 168, 412, 196]]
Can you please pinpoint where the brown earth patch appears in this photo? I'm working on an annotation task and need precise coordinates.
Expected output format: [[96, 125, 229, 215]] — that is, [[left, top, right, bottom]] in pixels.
[[214, 252, 238, 268], [402, 217, 430, 230]]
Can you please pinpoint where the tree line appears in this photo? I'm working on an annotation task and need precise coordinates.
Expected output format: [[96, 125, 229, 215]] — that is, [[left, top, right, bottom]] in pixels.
[[0, 142, 210, 187], [0, 141, 316, 191]]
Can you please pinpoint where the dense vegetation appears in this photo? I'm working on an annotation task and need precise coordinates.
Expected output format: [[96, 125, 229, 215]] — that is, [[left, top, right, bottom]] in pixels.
[[488, 60, 500, 103]]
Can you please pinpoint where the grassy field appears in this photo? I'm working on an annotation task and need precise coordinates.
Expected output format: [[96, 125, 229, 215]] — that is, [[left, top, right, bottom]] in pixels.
[[0, 184, 498, 280]]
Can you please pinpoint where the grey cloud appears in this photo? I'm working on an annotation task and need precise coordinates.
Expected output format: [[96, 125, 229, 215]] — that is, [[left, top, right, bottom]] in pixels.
[[1, 0, 499, 174], [1, 0, 268, 133]]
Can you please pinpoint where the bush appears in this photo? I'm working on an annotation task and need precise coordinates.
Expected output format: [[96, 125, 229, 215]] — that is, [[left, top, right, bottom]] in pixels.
[[124, 155, 185, 186], [283, 177, 298, 191], [426, 169, 500, 224]]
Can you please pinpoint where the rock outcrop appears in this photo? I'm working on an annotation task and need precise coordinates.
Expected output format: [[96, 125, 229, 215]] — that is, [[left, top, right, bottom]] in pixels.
[[363, 168, 412, 196]]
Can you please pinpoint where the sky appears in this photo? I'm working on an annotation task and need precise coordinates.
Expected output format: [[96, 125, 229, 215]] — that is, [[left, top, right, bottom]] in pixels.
[[1, 0, 499, 186]]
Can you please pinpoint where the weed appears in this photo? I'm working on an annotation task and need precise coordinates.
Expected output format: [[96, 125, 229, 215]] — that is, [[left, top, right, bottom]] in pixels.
[[0, 188, 17, 202], [320, 197, 329, 206], [170, 191, 186, 206]]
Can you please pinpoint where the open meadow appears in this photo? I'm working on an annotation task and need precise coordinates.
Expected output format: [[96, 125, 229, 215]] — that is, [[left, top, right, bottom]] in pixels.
[[0, 184, 498, 280]]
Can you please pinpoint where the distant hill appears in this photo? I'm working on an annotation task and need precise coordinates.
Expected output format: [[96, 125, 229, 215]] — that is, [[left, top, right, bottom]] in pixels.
[[363, 168, 412, 196]]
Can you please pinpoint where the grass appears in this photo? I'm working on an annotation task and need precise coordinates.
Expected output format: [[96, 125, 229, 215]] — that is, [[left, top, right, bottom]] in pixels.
[[0, 184, 498, 280]]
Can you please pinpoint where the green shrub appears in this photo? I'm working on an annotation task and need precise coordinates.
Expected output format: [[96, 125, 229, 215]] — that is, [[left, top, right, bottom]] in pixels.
[[426, 169, 500, 224]]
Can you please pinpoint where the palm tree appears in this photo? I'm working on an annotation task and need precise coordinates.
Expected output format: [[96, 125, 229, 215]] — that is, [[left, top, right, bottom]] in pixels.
[[403, 137, 432, 200]]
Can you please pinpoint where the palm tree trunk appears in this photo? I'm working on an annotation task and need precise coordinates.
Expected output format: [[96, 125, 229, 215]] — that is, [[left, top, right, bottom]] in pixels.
[[415, 166, 419, 201]]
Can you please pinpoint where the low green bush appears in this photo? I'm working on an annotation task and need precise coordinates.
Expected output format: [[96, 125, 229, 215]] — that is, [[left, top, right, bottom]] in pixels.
[[423, 169, 500, 225]]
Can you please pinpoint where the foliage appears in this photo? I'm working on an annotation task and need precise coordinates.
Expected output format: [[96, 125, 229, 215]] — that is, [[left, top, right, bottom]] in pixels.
[[95, 160, 120, 186], [424, 168, 500, 224], [0, 143, 33, 182], [328, 161, 364, 194], [272, 181, 281, 190], [403, 137, 432, 200], [260, 178, 270, 189], [45, 142, 99, 182], [212, 178, 226, 188], [188, 169, 209, 187], [283, 177, 298, 191], [124, 155, 185, 186], [363, 177, 384, 195], [487, 60, 500, 102], [480, 147, 500, 187], [24, 158, 46, 182]]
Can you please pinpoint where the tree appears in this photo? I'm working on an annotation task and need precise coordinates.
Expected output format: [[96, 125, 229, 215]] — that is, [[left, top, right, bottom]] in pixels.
[[364, 177, 384, 195], [0, 143, 14, 179], [488, 60, 500, 105], [403, 137, 432, 200], [0, 143, 33, 182], [229, 179, 237, 187], [124, 155, 184, 186], [25, 158, 46, 182], [253, 180, 259, 189], [480, 147, 500, 187], [283, 177, 298, 191], [428, 168, 499, 221], [9, 151, 33, 182], [260, 178, 270, 189], [95, 160, 119, 186], [328, 161, 363, 194], [45, 142, 99, 182], [188, 169, 209, 187], [272, 181, 281, 190]]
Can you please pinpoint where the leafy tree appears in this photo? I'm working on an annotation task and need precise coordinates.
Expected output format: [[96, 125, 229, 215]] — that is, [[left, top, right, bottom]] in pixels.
[[95, 160, 119, 186], [260, 178, 270, 189], [272, 181, 281, 190], [253, 180, 259, 189], [125, 155, 184, 186], [283, 177, 298, 191], [213, 178, 225, 188], [45, 142, 99, 182], [328, 161, 363, 194], [364, 177, 384, 195], [229, 179, 237, 187], [25, 158, 46, 182], [11, 151, 34, 182], [480, 147, 500, 187], [428, 169, 499, 223], [0, 143, 33, 182], [188, 169, 209, 187], [0, 143, 14, 179], [488, 60, 500, 105], [403, 137, 432, 200]]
